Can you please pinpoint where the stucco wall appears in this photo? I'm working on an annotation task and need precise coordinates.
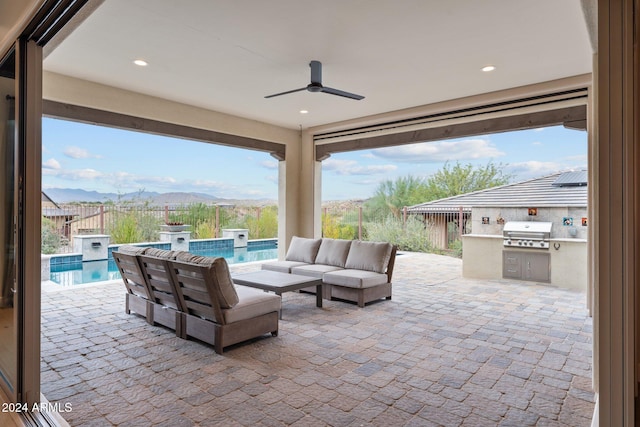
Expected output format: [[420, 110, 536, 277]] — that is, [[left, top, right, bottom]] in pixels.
[[471, 206, 588, 239], [462, 234, 587, 291]]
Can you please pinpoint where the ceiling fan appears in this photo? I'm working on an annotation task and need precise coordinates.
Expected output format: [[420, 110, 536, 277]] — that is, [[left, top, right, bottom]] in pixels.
[[265, 60, 365, 100]]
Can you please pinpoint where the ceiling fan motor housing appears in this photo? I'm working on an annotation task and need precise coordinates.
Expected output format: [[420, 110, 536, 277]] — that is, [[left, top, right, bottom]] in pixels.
[[265, 60, 364, 100]]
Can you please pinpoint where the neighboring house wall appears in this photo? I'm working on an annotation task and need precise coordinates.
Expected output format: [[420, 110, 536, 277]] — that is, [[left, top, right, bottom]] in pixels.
[[69, 211, 112, 236], [41, 200, 57, 209], [418, 213, 451, 250]]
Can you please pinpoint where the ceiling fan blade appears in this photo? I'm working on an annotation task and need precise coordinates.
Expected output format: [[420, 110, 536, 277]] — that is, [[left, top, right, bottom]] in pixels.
[[321, 86, 365, 100], [310, 60, 322, 85], [264, 87, 307, 99]]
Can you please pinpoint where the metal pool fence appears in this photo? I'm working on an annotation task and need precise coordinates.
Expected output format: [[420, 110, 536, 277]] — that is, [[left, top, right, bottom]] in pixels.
[[42, 203, 277, 253], [42, 202, 468, 256], [321, 206, 469, 255]]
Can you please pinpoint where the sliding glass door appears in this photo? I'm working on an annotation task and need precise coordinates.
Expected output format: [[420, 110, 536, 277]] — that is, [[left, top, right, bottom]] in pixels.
[[0, 48, 16, 399], [0, 38, 42, 406], [0, 0, 92, 408]]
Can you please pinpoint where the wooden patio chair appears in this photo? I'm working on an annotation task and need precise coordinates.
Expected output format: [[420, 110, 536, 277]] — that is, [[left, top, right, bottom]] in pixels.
[[112, 249, 155, 324], [136, 254, 187, 337], [166, 257, 280, 354]]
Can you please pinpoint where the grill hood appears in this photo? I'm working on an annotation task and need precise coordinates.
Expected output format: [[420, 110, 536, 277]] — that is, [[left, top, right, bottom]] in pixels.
[[503, 221, 553, 249], [503, 221, 553, 234]]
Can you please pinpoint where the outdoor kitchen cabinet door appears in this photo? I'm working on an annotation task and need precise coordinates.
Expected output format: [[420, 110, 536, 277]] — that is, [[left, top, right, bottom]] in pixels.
[[502, 251, 550, 283], [503, 252, 522, 279]]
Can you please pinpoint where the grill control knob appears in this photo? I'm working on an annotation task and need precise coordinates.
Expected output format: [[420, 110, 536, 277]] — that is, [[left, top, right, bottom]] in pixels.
[[540, 242, 545, 247], [518, 241, 523, 246], [529, 241, 533, 246]]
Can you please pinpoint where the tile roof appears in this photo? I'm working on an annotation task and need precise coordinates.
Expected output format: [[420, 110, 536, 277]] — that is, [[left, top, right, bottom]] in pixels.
[[407, 170, 588, 214]]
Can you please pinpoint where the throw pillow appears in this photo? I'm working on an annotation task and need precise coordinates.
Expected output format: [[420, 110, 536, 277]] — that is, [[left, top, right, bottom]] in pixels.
[[285, 236, 322, 263], [345, 240, 392, 274], [315, 238, 352, 267]]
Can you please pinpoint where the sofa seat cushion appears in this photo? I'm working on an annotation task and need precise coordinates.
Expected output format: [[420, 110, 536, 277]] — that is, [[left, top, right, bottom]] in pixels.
[[291, 264, 344, 279], [262, 260, 309, 274], [223, 285, 281, 324], [314, 238, 352, 267], [285, 236, 322, 263], [345, 240, 393, 274], [175, 253, 240, 308], [323, 269, 389, 289]]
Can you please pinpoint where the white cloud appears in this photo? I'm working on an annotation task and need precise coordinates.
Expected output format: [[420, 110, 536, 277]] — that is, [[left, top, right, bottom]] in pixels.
[[43, 158, 61, 170], [42, 165, 276, 199], [43, 166, 177, 189], [265, 174, 278, 184], [506, 159, 587, 181], [323, 158, 397, 175], [532, 141, 543, 146], [64, 146, 102, 159], [565, 154, 587, 163], [260, 160, 279, 170], [370, 138, 505, 163], [136, 176, 179, 186], [56, 168, 104, 180]]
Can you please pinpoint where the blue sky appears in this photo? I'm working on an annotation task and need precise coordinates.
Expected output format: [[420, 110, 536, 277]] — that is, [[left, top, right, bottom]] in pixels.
[[42, 118, 587, 201]]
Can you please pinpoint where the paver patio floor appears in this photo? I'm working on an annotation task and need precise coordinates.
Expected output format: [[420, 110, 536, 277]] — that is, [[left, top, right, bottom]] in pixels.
[[41, 252, 594, 426]]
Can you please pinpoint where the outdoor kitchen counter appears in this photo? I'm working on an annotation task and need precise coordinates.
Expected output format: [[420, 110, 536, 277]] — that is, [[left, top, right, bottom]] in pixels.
[[461, 234, 587, 291]]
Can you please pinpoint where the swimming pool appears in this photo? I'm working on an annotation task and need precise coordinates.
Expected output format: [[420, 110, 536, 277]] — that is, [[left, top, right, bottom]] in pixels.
[[49, 246, 278, 287]]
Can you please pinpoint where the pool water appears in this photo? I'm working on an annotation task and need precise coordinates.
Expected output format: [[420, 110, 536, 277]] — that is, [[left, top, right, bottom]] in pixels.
[[49, 247, 278, 287]]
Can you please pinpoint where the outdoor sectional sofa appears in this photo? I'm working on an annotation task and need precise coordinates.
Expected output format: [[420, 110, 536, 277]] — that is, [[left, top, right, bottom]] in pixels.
[[261, 237, 397, 307], [113, 246, 280, 354]]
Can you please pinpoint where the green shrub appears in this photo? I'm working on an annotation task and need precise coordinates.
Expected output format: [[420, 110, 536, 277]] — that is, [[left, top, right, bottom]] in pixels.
[[448, 239, 463, 258], [109, 211, 143, 244], [365, 215, 433, 252], [322, 213, 357, 239], [245, 206, 278, 239], [193, 219, 216, 239], [41, 217, 62, 254]]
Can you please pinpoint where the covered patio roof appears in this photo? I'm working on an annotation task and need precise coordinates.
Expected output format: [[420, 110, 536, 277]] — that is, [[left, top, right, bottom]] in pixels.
[[41, 1, 593, 131]]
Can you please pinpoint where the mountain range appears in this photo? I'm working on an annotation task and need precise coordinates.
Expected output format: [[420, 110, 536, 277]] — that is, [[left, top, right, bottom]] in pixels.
[[43, 188, 276, 206]]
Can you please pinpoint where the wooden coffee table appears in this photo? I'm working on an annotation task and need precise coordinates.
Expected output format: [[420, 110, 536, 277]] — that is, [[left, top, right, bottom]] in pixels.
[[232, 270, 323, 318]]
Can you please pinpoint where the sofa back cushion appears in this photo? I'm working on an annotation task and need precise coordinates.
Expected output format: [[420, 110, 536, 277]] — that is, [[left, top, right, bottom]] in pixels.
[[285, 236, 322, 263], [315, 238, 352, 268], [175, 253, 239, 308], [345, 240, 393, 274]]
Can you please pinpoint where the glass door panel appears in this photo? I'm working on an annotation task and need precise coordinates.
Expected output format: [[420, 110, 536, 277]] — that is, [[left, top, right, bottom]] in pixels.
[[0, 49, 16, 397]]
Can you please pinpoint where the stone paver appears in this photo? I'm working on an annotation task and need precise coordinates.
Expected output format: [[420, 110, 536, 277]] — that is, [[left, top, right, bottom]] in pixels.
[[41, 252, 594, 426]]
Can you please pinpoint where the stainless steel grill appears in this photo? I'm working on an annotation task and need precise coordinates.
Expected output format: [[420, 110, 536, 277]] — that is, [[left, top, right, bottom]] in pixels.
[[503, 221, 552, 249]]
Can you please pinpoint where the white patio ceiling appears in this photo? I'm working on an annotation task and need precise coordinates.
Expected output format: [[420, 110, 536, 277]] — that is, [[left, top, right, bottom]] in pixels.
[[43, 0, 593, 130]]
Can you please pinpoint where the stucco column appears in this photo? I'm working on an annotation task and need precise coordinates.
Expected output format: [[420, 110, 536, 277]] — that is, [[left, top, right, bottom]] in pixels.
[[277, 129, 320, 256], [594, 0, 637, 425], [298, 130, 319, 238]]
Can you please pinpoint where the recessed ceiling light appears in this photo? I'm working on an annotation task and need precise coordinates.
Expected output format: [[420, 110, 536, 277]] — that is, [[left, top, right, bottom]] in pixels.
[[300, 110, 309, 114], [134, 59, 148, 67], [482, 65, 496, 72]]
